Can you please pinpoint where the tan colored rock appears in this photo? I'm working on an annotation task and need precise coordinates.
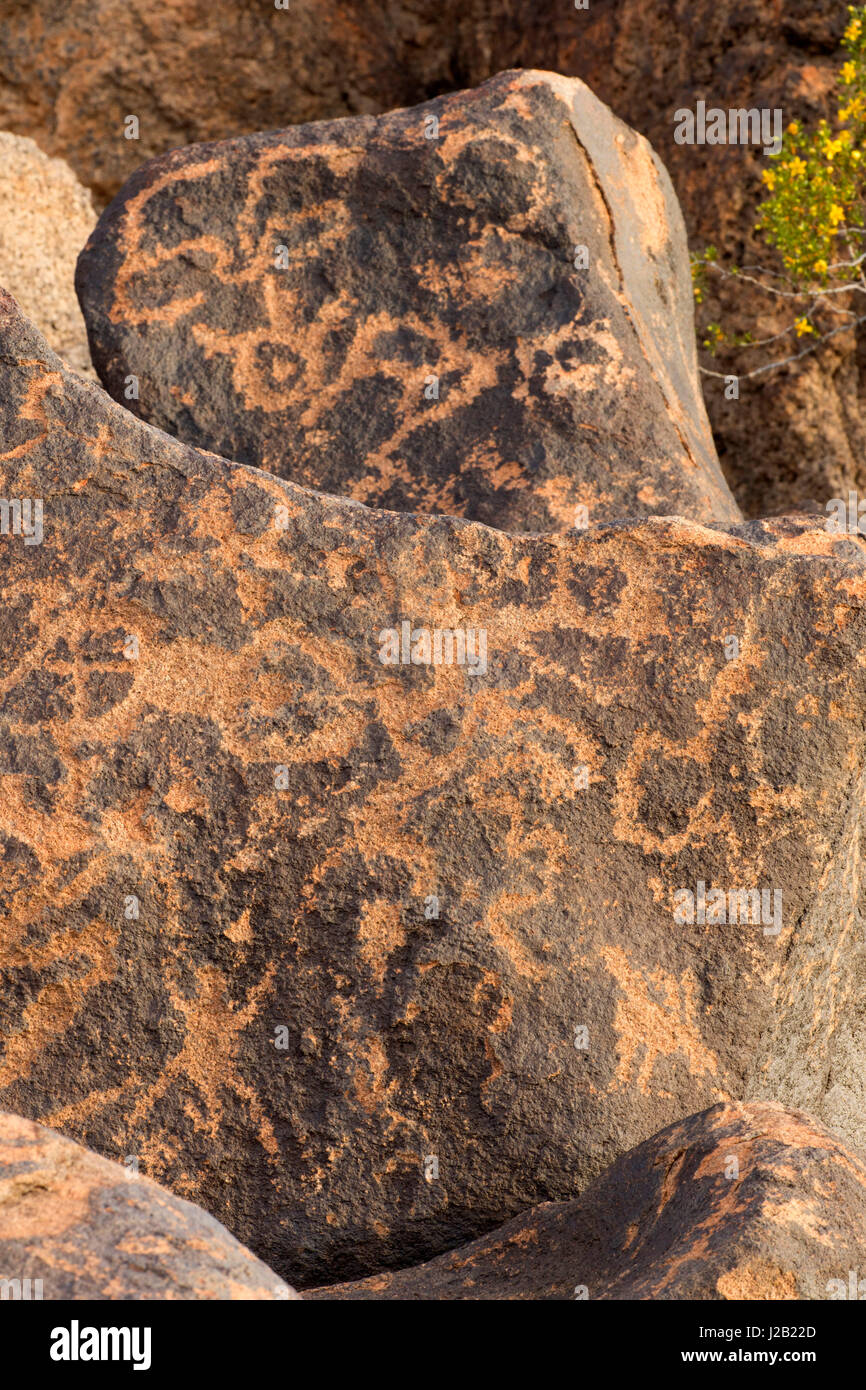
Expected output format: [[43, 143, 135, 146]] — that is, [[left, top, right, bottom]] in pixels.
[[0, 132, 95, 377], [0, 1109, 299, 1299]]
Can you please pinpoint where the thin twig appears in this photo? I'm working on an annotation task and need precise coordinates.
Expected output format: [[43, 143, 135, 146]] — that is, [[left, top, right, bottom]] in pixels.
[[699, 312, 866, 379]]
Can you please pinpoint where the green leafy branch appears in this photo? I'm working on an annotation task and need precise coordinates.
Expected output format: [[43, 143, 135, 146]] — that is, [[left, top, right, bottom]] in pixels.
[[694, 6, 866, 379]]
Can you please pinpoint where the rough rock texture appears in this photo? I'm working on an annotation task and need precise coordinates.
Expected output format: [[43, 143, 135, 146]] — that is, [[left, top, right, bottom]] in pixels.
[[0, 1109, 297, 1299], [75, 71, 737, 534], [0, 133, 96, 378], [1, 0, 858, 519], [2, 292, 866, 1286], [0, 0, 534, 209], [310, 1102, 866, 1300], [537, 1, 863, 522]]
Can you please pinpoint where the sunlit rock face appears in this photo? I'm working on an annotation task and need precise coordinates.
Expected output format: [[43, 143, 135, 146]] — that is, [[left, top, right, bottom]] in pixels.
[[0, 1109, 297, 1299]]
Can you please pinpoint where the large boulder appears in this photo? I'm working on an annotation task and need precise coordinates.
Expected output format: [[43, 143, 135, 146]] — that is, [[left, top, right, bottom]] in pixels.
[[75, 71, 738, 533], [530, 1, 862, 522], [310, 1103, 866, 1300], [1, 293, 866, 1286], [0, 132, 95, 377], [2, 0, 858, 522], [0, 1109, 296, 1299]]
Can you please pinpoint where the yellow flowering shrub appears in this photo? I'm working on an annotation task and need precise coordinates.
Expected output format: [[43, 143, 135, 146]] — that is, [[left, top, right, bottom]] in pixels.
[[692, 8, 866, 370], [756, 8, 866, 285]]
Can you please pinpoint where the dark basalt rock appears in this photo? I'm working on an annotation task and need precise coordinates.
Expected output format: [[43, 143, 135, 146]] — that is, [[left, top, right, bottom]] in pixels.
[[75, 71, 739, 534], [1, 293, 865, 1287], [0, 1109, 297, 1299], [310, 1102, 866, 1300], [2, 1, 859, 521], [0, 0, 544, 208]]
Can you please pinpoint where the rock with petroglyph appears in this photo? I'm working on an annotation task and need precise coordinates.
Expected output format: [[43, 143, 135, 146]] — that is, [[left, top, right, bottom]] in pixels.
[[5, 0, 859, 521], [1, 292, 865, 1286], [0, 132, 96, 378], [0, 1109, 297, 1299], [0, 0, 540, 208], [75, 71, 738, 533], [309, 1103, 866, 1300]]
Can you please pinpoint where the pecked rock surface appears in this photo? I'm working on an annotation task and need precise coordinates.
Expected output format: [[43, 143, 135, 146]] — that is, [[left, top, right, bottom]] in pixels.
[[2, 293, 866, 1285], [310, 1102, 866, 1300], [75, 70, 738, 534], [0, 1109, 297, 1299], [3, 0, 858, 521], [0, 132, 96, 378]]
